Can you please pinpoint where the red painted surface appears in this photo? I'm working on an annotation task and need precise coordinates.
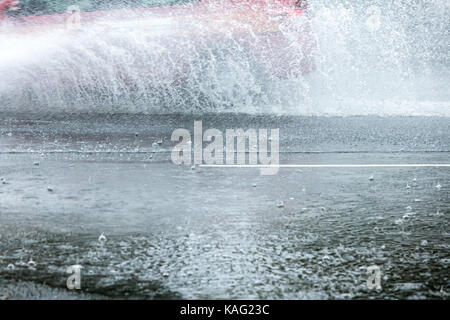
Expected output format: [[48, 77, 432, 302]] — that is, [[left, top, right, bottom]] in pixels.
[[1, 0, 304, 27], [0, 0, 19, 20], [0, 0, 315, 79]]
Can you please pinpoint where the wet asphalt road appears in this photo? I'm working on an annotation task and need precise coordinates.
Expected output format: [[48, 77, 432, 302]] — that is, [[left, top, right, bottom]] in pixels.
[[0, 114, 449, 299]]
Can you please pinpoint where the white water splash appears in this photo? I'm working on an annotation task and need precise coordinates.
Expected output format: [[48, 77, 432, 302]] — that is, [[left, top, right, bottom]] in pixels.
[[0, 0, 448, 115]]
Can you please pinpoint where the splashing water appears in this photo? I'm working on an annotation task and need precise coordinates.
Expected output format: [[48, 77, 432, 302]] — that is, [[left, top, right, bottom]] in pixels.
[[307, 0, 450, 116], [0, 0, 448, 115]]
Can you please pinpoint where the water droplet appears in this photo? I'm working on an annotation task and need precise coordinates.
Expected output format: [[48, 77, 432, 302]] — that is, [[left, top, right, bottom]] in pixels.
[[435, 182, 441, 190], [28, 259, 37, 268], [369, 175, 374, 181], [33, 162, 40, 166], [276, 201, 284, 208], [47, 186, 54, 192], [98, 232, 107, 243], [420, 240, 428, 246], [6, 263, 15, 271]]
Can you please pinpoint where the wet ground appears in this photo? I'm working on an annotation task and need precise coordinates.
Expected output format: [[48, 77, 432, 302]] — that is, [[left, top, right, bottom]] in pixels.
[[0, 114, 449, 299]]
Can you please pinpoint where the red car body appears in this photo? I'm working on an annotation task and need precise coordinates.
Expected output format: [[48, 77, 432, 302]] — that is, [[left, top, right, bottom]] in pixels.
[[0, 0, 315, 98]]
